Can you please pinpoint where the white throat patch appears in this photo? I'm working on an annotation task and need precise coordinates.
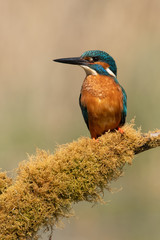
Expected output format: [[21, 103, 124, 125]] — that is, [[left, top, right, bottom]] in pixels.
[[106, 68, 116, 77], [81, 65, 97, 76]]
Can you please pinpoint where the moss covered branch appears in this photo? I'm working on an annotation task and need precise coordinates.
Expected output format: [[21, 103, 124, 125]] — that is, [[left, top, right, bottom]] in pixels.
[[0, 123, 160, 239]]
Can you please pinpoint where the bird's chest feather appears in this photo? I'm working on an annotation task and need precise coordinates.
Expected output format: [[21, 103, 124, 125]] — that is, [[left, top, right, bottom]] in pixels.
[[80, 75, 123, 117]]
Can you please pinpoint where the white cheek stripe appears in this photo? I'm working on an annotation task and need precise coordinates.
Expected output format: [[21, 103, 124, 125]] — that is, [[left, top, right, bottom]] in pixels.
[[106, 68, 116, 77], [81, 65, 116, 77], [81, 65, 97, 75]]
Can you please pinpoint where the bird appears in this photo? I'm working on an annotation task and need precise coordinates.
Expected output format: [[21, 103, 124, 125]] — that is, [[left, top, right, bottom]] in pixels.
[[54, 50, 127, 139]]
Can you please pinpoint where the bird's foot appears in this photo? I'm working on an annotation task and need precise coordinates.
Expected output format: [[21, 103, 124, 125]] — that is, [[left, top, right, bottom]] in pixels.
[[118, 127, 124, 134], [92, 137, 99, 142]]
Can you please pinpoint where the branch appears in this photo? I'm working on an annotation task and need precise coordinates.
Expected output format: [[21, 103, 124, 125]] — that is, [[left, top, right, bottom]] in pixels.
[[0, 122, 160, 240], [134, 131, 160, 154]]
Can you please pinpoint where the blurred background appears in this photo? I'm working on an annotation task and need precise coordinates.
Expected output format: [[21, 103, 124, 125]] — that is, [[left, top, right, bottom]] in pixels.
[[0, 0, 160, 239]]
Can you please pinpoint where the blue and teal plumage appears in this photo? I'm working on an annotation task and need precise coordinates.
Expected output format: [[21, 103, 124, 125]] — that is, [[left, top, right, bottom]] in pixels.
[[120, 86, 127, 126], [81, 50, 117, 76], [87, 64, 112, 76]]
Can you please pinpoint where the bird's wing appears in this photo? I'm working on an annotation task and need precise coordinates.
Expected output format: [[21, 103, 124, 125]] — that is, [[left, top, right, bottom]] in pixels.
[[79, 94, 89, 129], [120, 86, 127, 126]]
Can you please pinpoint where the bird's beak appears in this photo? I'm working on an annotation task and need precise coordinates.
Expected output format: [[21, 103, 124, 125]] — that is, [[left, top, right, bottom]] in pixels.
[[53, 57, 88, 66]]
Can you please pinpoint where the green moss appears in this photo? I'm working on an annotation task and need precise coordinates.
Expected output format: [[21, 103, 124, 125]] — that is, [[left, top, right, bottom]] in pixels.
[[0, 123, 159, 239], [0, 172, 12, 194]]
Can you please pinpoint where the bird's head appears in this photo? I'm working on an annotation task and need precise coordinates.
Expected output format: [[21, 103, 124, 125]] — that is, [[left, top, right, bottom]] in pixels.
[[54, 50, 117, 77]]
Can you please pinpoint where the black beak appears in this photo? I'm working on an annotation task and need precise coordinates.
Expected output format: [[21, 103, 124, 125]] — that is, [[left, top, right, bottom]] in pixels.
[[53, 57, 88, 66]]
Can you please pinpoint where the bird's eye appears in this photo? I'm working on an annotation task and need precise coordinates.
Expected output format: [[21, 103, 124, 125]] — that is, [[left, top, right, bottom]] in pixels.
[[92, 57, 99, 62], [83, 56, 99, 62]]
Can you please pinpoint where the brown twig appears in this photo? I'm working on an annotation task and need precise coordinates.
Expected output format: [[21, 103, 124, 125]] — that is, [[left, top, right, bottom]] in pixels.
[[134, 131, 160, 154]]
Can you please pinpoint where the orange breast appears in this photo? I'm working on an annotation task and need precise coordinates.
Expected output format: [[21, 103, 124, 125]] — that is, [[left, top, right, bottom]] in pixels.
[[80, 74, 123, 138]]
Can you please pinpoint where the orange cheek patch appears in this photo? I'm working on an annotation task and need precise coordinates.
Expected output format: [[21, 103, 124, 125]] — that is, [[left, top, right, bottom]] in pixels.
[[95, 62, 110, 69], [83, 57, 93, 62]]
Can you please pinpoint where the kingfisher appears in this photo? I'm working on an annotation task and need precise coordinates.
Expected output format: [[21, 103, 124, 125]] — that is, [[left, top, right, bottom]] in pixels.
[[54, 50, 127, 139]]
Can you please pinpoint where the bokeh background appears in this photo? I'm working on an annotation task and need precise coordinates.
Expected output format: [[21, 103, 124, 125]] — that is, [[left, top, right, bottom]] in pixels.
[[1, 0, 160, 239]]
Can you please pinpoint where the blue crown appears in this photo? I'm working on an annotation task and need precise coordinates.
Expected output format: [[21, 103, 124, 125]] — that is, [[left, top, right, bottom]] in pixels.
[[81, 50, 117, 76]]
